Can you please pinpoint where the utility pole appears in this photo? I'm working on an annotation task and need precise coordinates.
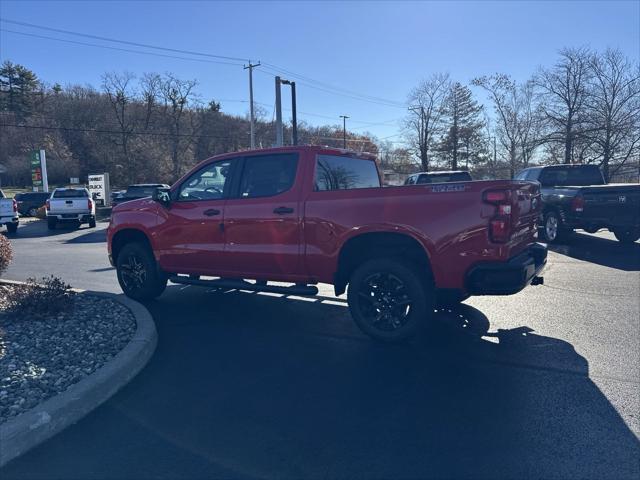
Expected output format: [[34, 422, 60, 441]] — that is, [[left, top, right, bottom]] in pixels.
[[275, 76, 283, 146], [281, 79, 297, 145], [409, 106, 426, 170], [244, 61, 260, 149], [340, 115, 349, 149]]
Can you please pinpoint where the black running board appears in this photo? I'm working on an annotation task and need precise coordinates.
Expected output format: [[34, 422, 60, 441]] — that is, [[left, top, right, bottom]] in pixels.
[[169, 276, 319, 296]]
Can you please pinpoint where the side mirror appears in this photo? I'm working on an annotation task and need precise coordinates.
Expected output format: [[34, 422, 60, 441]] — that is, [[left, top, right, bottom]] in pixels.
[[152, 187, 172, 206]]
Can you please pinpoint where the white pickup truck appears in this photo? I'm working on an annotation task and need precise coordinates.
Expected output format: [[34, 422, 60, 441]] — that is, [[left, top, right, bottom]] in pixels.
[[46, 188, 96, 230], [0, 189, 19, 234]]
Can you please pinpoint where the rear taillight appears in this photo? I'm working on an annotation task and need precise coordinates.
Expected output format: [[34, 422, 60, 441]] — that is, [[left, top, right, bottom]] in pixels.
[[484, 189, 514, 243], [88, 199, 93, 210], [46, 199, 50, 210], [571, 194, 584, 213], [12, 199, 17, 212]]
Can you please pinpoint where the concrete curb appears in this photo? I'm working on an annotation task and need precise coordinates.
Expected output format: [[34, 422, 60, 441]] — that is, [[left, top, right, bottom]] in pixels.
[[0, 283, 157, 467]]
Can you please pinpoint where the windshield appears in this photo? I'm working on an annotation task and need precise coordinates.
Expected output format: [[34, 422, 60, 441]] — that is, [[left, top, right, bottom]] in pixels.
[[53, 189, 89, 198], [538, 166, 605, 186]]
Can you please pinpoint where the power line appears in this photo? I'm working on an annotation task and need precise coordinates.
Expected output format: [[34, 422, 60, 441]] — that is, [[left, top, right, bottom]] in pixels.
[[0, 122, 245, 140], [0, 29, 244, 67], [261, 61, 406, 107], [0, 18, 406, 109], [0, 18, 249, 62]]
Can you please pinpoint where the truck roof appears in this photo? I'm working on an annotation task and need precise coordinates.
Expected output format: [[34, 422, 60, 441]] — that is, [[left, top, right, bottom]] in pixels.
[[204, 145, 377, 162]]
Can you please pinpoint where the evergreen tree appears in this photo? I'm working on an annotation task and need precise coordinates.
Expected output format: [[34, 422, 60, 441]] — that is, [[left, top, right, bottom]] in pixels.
[[0, 61, 39, 118], [438, 82, 484, 170]]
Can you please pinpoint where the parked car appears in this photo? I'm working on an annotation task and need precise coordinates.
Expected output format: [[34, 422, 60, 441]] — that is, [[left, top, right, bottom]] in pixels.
[[110, 190, 125, 203], [0, 189, 19, 234], [46, 188, 96, 230], [111, 184, 169, 207], [14, 192, 51, 217], [404, 170, 473, 185], [515, 164, 640, 244], [108, 146, 546, 342]]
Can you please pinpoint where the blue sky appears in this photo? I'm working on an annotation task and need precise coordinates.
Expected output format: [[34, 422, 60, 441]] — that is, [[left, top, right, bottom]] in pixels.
[[1, 0, 638, 145]]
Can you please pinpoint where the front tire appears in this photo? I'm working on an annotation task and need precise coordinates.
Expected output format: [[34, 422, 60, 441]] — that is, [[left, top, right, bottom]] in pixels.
[[613, 228, 640, 245], [347, 258, 434, 342], [116, 242, 167, 301]]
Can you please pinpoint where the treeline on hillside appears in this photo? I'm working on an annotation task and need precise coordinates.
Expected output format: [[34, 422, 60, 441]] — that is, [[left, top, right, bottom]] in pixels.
[[1, 46, 639, 188], [400, 47, 639, 181], [0, 65, 377, 187]]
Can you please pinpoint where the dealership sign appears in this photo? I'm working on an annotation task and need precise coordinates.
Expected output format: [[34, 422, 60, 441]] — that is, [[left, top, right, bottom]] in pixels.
[[88, 173, 111, 207], [30, 150, 49, 192]]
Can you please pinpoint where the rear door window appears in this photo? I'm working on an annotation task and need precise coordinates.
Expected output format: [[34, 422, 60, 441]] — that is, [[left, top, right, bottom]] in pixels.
[[238, 153, 298, 198], [315, 155, 380, 191]]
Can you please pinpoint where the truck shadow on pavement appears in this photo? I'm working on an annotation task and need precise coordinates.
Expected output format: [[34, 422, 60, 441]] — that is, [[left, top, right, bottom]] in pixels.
[[2, 286, 639, 479], [549, 231, 640, 271]]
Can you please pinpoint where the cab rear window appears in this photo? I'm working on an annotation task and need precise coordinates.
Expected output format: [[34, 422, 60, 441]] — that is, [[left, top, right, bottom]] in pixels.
[[53, 189, 89, 198], [314, 155, 380, 191]]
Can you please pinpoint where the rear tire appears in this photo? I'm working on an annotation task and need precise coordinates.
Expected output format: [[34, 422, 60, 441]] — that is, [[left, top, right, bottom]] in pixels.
[[89, 218, 96, 228], [613, 228, 640, 245], [347, 258, 434, 342], [116, 242, 167, 301], [6, 223, 17, 234], [47, 218, 57, 230]]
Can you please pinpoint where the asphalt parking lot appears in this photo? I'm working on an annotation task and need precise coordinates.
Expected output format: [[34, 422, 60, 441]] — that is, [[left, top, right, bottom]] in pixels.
[[1, 221, 639, 479]]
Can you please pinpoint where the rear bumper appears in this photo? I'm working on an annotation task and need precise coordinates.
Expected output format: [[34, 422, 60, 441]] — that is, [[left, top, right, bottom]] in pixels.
[[0, 216, 19, 225], [47, 213, 95, 223], [466, 243, 547, 296]]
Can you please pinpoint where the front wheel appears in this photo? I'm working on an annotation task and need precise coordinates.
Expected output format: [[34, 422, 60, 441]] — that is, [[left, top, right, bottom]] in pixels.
[[541, 211, 570, 243], [116, 242, 167, 301], [347, 258, 434, 342], [613, 228, 640, 245]]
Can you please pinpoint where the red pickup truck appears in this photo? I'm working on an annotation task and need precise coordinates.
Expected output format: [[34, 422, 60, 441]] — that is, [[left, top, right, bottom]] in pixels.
[[108, 146, 546, 342]]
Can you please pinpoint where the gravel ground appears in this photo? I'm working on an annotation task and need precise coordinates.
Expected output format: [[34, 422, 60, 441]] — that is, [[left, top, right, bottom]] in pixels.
[[0, 287, 136, 422]]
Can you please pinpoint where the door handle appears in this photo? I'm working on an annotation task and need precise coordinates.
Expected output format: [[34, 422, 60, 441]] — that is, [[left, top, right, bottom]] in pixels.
[[203, 208, 221, 217], [273, 206, 294, 215]]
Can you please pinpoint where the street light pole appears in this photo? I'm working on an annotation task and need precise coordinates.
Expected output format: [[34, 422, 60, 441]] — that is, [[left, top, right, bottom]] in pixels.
[[275, 76, 283, 147], [340, 115, 349, 149], [281, 79, 297, 145], [244, 61, 260, 149]]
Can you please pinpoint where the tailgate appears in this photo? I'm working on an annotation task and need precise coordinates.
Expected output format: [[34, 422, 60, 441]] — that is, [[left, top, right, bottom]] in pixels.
[[504, 182, 542, 253], [0, 199, 15, 217], [49, 199, 89, 214], [581, 184, 640, 225]]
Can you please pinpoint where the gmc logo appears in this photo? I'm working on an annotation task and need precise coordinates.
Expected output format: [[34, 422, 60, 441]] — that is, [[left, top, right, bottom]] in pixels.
[[619, 195, 627, 203]]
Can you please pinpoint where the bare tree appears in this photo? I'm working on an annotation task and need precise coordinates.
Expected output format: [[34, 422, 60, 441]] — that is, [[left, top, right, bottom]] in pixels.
[[403, 73, 450, 171], [473, 74, 521, 178], [584, 48, 640, 181], [158, 74, 199, 178], [517, 80, 544, 168], [536, 47, 591, 164], [102, 71, 137, 181]]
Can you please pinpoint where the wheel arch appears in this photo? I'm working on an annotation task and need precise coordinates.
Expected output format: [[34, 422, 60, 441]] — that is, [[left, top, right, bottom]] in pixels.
[[334, 231, 434, 296], [111, 228, 154, 265]]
